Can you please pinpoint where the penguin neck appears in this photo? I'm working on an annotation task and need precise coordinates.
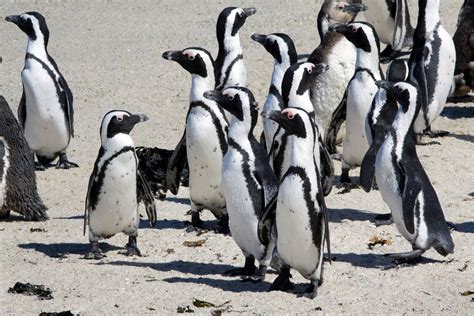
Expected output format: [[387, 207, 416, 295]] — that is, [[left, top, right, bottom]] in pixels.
[[287, 91, 313, 113], [190, 74, 215, 102], [418, 0, 440, 32], [103, 134, 135, 153], [26, 37, 48, 60], [392, 100, 418, 153], [288, 136, 315, 168], [219, 34, 242, 57], [270, 61, 290, 93], [355, 48, 380, 76], [228, 118, 252, 141]]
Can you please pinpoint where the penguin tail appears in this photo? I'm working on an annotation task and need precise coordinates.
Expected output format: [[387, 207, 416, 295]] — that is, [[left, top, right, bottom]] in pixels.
[[23, 202, 49, 221]]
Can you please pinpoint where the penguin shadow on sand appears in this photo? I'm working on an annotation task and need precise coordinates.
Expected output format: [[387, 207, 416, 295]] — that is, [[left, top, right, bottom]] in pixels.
[[138, 217, 186, 230], [330, 253, 444, 270], [329, 208, 381, 224], [450, 221, 474, 234], [164, 196, 191, 206], [18, 242, 122, 259], [99, 260, 271, 293]]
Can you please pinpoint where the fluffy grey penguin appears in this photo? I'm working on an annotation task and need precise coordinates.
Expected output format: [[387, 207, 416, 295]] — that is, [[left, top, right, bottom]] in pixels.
[[370, 80, 454, 262], [163, 48, 229, 233], [215, 7, 256, 90], [327, 22, 383, 188], [451, 0, 474, 99], [408, 0, 456, 137], [6, 12, 77, 170], [204, 87, 278, 282], [0, 96, 48, 221], [356, 0, 414, 62], [84, 110, 156, 259], [251, 33, 298, 153], [308, 0, 367, 142], [272, 62, 334, 196], [259, 108, 330, 299]]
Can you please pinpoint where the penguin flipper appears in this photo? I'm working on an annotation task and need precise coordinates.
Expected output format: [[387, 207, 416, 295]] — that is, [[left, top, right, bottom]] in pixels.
[[325, 89, 347, 154], [137, 167, 157, 227], [84, 168, 97, 236], [165, 131, 187, 195], [398, 162, 420, 235], [359, 143, 378, 192], [258, 194, 277, 246], [318, 138, 334, 196], [316, 190, 331, 264], [58, 76, 74, 137], [17, 87, 26, 129]]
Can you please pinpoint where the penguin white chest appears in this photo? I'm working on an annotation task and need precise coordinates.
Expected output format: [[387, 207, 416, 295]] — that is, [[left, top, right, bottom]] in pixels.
[[0, 139, 9, 207], [222, 148, 264, 259], [343, 74, 377, 166], [21, 63, 69, 156], [276, 175, 319, 278], [186, 106, 226, 212], [89, 152, 138, 237]]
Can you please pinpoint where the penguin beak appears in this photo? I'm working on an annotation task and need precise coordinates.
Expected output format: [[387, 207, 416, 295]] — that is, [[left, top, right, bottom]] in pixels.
[[375, 80, 395, 92], [5, 15, 21, 26], [342, 3, 368, 14], [328, 23, 349, 34], [203, 90, 226, 104], [251, 33, 267, 45], [268, 110, 287, 126], [128, 114, 149, 125], [162, 50, 183, 62], [243, 7, 257, 17]]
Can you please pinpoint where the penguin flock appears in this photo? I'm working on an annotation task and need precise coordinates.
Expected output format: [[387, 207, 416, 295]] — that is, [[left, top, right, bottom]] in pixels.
[[0, 0, 470, 300]]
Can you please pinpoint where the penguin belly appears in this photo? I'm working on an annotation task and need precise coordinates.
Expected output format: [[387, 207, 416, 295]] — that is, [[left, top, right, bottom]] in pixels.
[[414, 27, 456, 133], [89, 152, 138, 238], [186, 108, 226, 214], [342, 75, 376, 167], [263, 94, 281, 152], [0, 139, 9, 208], [222, 151, 268, 262], [22, 66, 69, 157], [362, 0, 395, 45], [276, 176, 320, 279]]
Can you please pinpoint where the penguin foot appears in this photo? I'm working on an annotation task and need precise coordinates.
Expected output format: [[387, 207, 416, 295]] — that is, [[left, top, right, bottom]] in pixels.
[[241, 265, 267, 283], [224, 256, 257, 277], [372, 213, 394, 226], [121, 236, 141, 257], [269, 266, 295, 292], [336, 182, 359, 194], [424, 129, 449, 138], [446, 221, 456, 232], [56, 153, 79, 169], [296, 283, 318, 299], [190, 212, 204, 229], [84, 242, 105, 260], [0, 211, 10, 220], [35, 162, 47, 171], [385, 249, 425, 264], [215, 214, 230, 235]]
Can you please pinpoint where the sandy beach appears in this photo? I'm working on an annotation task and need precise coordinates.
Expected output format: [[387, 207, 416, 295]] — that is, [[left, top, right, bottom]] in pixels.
[[0, 0, 473, 314]]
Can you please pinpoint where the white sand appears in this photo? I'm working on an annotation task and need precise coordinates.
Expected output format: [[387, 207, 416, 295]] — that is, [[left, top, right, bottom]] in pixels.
[[0, 0, 472, 314]]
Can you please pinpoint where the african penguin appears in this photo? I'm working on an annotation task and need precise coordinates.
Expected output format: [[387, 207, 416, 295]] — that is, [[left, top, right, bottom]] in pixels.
[[308, 0, 367, 145], [162, 48, 229, 233], [215, 7, 256, 90], [0, 96, 48, 221], [6, 12, 77, 170], [357, 0, 414, 62], [409, 0, 456, 137], [251, 33, 298, 153], [204, 87, 278, 282], [329, 22, 383, 188], [272, 62, 334, 196], [260, 108, 330, 299], [372, 80, 454, 262], [84, 110, 156, 259]]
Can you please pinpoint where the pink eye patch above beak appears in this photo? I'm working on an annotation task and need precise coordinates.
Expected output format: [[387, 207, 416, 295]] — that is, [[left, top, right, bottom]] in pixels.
[[282, 108, 297, 119]]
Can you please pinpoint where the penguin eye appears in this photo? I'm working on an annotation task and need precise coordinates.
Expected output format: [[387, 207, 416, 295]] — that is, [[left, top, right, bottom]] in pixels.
[[307, 68, 313, 74], [116, 116, 123, 122], [352, 27, 358, 33], [227, 95, 234, 101], [287, 113, 295, 120], [188, 54, 195, 61]]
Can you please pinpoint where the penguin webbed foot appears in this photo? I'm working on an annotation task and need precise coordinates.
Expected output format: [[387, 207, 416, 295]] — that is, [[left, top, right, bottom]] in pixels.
[[296, 282, 318, 299], [84, 241, 105, 260], [35, 162, 48, 171], [224, 256, 257, 277], [56, 153, 79, 169], [385, 249, 425, 264], [371, 213, 394, 226], [121, 236, 141, 257], [336, 171, 359, 193], [190, 211, 204, 229], [423, 129, 449, 138], [269, 266, 295, 292], [214, 214, 230, 235], [240, 265, 267, 283]]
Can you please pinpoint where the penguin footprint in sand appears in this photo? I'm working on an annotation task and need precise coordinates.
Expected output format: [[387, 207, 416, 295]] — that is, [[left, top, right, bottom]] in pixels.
[[84, 110, 157, 260]]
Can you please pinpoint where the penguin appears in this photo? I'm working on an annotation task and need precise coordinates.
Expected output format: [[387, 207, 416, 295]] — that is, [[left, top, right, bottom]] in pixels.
[[327, 22, 383, 188], [84, 110, 157, 259], [308, 1, 367, 143], [357, 0, 414, 62], [162, 48, 229, 232], [259, 108, 330, 299], [203, 87, 278, 282], [251, 33, 297, 153], [6, 12, 77, 170], [215, 7, 256, 90], [409, 0, 456, 137], [371, 80, 454, 262], [450, 0, 474, 99], [0, 96, 48, 221], [272, 62, 334, 196]]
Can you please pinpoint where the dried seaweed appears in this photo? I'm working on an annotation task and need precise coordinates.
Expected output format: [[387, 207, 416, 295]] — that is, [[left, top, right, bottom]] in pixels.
[[177, 305, 194, 313], [367, 236, 393, 249], [183, 240, 206, 247], [8, 282, 53, 300], [30, 228, 47, 232], [460, 290, 473, 296]]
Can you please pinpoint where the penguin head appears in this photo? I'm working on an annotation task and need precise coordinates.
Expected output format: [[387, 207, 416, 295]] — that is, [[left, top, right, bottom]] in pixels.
[[317, 1, 367, 38], [251, 33, 298, 65], [204, 87, 258, 129], [162, 48, 214, 78], [269, 108, 314, 139], [100, 110, 149, 143], [281, 62, 329, 107], [216, 7, 256, 42], [5, 12, 50, 46], [329, 22, 380, 54], [376, 81, 419, 115]]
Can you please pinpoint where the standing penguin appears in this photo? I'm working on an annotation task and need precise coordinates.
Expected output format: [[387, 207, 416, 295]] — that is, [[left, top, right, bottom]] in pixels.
[[0, 96, 48, 221], [84, 110, 156, 259], [357, 0, 414, 62], [371, 81, 454, 262], [259, 108, 330, 299], [309, 1, 367, 142], [204, 87, 278, 282], [409, 0, 456, 137], [215, 7, 256, 90], [251, 33, 297, 153], [328, 22, 383, 188], [6, 12, 77, 170], [163, 48, 229, 232]]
